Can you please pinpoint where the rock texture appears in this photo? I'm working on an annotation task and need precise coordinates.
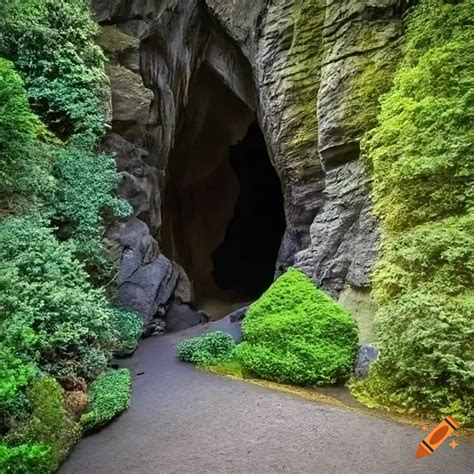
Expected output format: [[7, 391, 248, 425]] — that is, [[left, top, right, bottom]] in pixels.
[[105, 218, 191, 326], [94, 0, 408, 332]]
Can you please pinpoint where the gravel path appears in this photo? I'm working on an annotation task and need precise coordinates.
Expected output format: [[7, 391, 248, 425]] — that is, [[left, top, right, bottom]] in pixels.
[[61, 319, 473, 474]]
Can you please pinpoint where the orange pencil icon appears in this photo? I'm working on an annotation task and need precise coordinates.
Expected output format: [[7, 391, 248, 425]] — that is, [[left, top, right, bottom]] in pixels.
[[416, 416, 459, 459]]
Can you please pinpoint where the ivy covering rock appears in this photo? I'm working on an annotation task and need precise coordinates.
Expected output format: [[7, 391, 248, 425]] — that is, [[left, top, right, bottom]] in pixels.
[[0, 1, 140, 470]]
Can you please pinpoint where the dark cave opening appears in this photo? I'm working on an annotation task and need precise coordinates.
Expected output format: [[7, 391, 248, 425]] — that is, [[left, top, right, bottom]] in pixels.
[[162, 66, 286, 316], [212, 123, 286, 299]]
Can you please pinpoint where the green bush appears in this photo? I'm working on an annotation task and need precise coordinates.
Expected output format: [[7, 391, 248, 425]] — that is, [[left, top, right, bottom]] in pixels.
[[110, 308, 143, 357], [0, 443, 50, 474], [81, 369, 132, 432], [52, 144, 132, 279], [5, 377, 81, 473], [176, 331, 237, 365], [0, 344, 36, 423], [237, 268, 358, 386], [0, 217, 124, 380], [0, 0, 108, 140], [0, 58, 54, 212], [356, 0, 474, 425]]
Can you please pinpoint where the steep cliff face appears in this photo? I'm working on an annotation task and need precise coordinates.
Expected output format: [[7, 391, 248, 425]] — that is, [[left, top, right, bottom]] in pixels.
[[94, 0, 406, 338]]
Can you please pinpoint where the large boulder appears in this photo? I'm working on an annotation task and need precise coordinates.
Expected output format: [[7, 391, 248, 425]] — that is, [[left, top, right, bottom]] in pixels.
[[106, 219, 178, 325]]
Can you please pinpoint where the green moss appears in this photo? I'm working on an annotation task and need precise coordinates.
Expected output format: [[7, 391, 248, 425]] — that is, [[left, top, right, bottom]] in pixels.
[[238, 268, 359, 386], [96, 26, 139, 59], [204, 357, 248, 379], [287, 0, 325, 148], [348, 57, 398, 137], [355, 0, 474, 425], [81, 369, 132, 432]]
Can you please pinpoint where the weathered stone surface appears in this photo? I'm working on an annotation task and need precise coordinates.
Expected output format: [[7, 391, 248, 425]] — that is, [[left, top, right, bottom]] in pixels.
[[101, 134, 161, 232], [164, 301, 206, 332], [94, 0, 406, 333], [117, 252, 178, 324], [294, 159, 380, 295], [107, 64, 153, 124], [355, 344, 379, 378], [227, 306, 248, 323]]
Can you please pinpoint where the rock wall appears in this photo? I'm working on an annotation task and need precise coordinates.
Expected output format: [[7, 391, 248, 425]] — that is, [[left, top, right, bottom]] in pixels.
[[94, 0, 407, 338]]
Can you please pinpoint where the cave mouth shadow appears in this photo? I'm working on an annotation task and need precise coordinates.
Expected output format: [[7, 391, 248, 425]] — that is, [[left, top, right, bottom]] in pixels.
[[212, 122, 286, 300], [162, 66, 286, 316]]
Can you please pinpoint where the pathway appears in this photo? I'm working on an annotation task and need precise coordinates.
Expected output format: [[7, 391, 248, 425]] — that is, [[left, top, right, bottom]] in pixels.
[[61, 319, 474, 474]]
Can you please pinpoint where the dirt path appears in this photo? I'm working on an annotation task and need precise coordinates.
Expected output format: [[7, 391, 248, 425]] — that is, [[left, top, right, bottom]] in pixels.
[[61, 319, 473, 474]]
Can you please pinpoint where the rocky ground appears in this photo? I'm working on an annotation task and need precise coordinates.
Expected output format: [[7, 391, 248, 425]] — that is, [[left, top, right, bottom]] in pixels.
[[61, 319, 474, 474]]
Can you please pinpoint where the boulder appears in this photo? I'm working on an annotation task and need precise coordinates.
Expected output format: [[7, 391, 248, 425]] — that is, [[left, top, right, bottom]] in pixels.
[[164, 301, 207, 333], [106, 218, 194, 325], [227, 305, 249, 323], [355, 345, 379, 378]]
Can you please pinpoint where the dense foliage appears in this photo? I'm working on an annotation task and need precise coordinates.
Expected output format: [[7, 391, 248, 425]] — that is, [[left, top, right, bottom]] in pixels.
[[176, 331, 237, 366], [238, 269, 358, 386], [53, 144, 132, 279], [0, 1, 140, 470], [0, 218, 139, 381], [4, 377, 81, 473], [81, 369, 132, 432], [354, 0, 474, 425], [0, 59, 53, 212], [0, 0, 108, 140], [0, 443, 50, 474]]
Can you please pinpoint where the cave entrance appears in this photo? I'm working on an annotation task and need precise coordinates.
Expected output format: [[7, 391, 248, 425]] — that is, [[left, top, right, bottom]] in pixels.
[[162, 66, 285, 318]]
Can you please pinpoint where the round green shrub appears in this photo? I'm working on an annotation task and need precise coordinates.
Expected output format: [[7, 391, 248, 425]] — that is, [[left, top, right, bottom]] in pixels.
[[237, 268, 359, 386], [80, 369, 132, 432], [176, 331, 236, 365]]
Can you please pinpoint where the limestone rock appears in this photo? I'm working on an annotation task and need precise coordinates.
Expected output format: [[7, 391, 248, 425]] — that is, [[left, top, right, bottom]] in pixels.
[[94, 0, 407, 324], [107, 64, 153, 124], [101, 133, 161, 232], [117, 252, 178, 324]]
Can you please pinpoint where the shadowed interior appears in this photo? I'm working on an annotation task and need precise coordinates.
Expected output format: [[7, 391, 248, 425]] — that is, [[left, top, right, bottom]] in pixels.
[[162, 66, 285, 312]]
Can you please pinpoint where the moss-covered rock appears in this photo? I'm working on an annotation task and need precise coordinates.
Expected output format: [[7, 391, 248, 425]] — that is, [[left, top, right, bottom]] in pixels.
[[354, 0, 474, 425], [238, 268, 359, 386]]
